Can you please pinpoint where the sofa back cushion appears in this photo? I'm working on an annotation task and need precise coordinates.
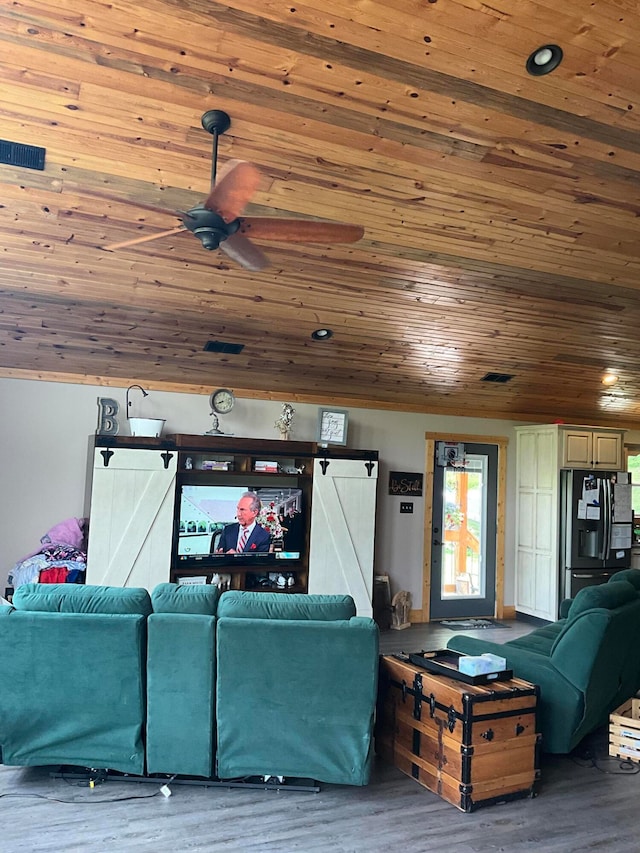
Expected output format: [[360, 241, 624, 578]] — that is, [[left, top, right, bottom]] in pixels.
[[566, 580, 636, 622], [12, 583, 152, 616], [151, 582, 220, 615], [217, 590, 356, 621], [216, 616, 378, 785], [608, 569, 640, 592], [0, 607, 148, 774]]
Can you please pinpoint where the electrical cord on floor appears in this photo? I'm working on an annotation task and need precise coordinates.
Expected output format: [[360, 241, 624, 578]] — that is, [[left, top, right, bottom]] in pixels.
[[571, 752, 640, 774], [0, 772, 179, 803], [570, 731, 640, 775], [0, 789, 165, 803]]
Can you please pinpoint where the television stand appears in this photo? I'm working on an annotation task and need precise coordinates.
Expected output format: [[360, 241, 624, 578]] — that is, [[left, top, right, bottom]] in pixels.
[[86, 433, 378, 613]]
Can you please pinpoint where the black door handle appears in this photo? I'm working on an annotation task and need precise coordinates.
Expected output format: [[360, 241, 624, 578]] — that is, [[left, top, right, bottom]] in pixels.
[[433, 539, 443, 546]]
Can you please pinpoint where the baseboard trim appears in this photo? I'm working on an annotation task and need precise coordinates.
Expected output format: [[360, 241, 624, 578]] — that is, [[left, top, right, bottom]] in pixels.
[[515, 611, 553, 626]]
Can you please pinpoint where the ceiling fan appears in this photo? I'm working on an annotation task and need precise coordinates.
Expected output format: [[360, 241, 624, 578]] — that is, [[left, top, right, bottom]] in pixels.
[[102, 110, 365, 271]]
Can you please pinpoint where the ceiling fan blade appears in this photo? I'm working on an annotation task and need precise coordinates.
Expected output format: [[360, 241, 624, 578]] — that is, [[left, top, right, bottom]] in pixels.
[[203, 159, 262, 222], [237, 218, 365, 244], [102, 226, 186, 251], [220, 232, 270, 271]]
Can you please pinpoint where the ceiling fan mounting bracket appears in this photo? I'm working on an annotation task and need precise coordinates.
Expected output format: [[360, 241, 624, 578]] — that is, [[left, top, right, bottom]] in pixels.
[[201, 110, 231, 137]]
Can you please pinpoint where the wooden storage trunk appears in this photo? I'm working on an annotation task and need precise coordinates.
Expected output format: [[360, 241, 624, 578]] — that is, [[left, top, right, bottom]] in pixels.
[[376, 654, 540, 812], [609, 697, 640, 763]]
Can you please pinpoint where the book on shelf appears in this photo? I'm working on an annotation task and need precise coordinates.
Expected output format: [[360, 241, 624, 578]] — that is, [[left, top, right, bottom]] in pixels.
[[201, 460, 230, 471], [177, 575, 208, 585], [254, 460, 279, 472]]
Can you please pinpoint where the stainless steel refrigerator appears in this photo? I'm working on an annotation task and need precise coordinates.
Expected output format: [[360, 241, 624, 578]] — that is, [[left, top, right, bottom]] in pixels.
[[560, 469, 633, 600]]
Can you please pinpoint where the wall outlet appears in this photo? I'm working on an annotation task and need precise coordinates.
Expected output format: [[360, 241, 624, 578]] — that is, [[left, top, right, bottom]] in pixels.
[[400, 502, 413, 514]]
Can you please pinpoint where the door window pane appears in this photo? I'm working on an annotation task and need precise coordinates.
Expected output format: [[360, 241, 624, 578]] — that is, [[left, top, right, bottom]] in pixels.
[[440, 455, 487, 599]]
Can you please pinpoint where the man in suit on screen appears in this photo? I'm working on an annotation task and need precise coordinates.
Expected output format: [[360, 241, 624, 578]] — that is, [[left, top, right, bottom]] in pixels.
[[215, 491, 271, 554]]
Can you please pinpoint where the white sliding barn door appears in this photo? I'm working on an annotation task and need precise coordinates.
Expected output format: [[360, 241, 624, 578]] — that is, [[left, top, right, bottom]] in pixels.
[[86, 447, 177, 590], [308, 458, 378, 616]]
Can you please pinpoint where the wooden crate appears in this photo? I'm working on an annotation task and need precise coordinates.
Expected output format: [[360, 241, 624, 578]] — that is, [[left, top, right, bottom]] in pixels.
[[376, 654, 541, 812], [609, 697, 640, 763]]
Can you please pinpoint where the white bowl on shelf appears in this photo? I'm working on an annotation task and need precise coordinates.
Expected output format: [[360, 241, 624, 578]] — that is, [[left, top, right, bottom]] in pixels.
[[129, 417, 166, 437]]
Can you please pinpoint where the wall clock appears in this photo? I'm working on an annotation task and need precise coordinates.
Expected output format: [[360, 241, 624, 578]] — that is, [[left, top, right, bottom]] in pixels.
[[210, 388, 235, 414], [317, 408, 349, 446]]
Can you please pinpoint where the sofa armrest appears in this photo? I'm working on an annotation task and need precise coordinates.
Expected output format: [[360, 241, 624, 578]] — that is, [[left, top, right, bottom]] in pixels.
[[559, 598, 573, 619], [446, 634, 583, 753]]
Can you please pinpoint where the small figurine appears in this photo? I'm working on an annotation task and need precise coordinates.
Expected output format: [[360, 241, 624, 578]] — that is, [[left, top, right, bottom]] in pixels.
[[274, 403, 295, 440], [185, 457, 193, 470]]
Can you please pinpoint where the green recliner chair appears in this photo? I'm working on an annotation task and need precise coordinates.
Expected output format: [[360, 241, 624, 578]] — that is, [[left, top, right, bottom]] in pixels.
[[447, 577, 640, 753], [215, 591, 380, 785], [0, 583, 150, 774]]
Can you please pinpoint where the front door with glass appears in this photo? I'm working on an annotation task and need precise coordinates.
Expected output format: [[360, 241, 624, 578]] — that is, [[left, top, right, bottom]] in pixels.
[[430, 442, 498, 620]]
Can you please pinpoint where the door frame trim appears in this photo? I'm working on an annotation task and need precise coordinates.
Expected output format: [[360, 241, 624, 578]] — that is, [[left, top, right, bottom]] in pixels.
[[422, 432, 509, 623]]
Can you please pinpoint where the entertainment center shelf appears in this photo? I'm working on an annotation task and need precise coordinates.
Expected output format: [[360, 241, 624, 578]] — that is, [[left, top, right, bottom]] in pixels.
[[85, 433, 379, 615], [174, 435, 318, 474]]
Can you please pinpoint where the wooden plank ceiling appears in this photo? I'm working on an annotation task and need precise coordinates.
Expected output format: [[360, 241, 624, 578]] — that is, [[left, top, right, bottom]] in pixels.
[[2, 0, 640, 424]]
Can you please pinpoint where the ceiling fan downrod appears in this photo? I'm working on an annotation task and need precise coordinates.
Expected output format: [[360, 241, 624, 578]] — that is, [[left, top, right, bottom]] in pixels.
[[201, 110, 231, 188]]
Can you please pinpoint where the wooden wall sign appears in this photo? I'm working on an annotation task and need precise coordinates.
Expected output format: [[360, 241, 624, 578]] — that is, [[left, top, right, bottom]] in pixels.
[[389, 471, 423, 496]]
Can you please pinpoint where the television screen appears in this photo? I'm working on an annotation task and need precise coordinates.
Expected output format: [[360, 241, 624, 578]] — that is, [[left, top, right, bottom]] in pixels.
[[176, 484, 305, 567]]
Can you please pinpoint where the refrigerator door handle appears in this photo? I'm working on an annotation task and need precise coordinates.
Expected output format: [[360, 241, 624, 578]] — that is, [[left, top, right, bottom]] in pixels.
[[573, 572, 613, 579], [602, 479, 611, 562], [598, 479, 605, 560]]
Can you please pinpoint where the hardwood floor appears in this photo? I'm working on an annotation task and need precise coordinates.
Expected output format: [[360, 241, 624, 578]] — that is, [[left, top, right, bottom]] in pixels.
[[2, 620, 638, 853], [378, 617, 535, 656]]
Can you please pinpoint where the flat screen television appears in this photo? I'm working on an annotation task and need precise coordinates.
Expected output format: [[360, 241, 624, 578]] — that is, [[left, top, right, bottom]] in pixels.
[[175, 483, 305, 569]]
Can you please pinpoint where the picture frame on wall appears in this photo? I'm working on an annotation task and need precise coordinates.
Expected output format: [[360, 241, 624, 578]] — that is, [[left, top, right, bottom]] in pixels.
[[317, 408, 349, 446]]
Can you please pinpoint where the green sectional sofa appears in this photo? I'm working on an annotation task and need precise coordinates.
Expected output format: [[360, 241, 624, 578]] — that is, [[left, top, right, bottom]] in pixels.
[[0, 583, 379, 786], [447, 569, 640, 754]]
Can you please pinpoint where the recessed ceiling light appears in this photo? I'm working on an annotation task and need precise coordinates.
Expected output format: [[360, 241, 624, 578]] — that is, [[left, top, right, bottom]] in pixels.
[[602, 373, 619, 386], [526, 44, 563, 76], [311, 328, 333, 341]]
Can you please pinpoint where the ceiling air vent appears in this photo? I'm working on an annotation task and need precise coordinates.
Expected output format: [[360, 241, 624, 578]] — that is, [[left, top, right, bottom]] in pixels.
[[0, 139, 46, 171], [481, 372, 514, 383], [203, 340, 245, 354]]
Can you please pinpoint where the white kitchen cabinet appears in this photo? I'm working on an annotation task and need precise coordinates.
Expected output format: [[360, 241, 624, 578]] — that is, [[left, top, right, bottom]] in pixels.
[[308, 457, 378, 617], [86, 445, 177, 590], [515, 426, 560, 621], [515, 424, 626, 621], [560, 427, 623, 470]]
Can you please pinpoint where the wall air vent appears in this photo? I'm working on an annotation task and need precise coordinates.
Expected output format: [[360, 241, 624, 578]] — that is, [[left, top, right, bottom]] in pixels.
[[0, 140, 46, 171], [481, 372, 514, 383], [203, 340, 245, 354]]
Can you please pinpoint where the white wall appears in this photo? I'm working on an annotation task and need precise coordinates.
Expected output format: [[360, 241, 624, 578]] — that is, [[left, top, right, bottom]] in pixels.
[[0, 377, 527, 606]]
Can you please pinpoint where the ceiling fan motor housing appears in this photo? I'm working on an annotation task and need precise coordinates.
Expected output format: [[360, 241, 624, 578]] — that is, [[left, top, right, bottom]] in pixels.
[[182, 206, 240, 250]]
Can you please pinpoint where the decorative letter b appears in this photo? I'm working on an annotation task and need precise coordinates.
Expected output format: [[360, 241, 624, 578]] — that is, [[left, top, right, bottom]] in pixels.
[[97, 397, 120, 436]]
